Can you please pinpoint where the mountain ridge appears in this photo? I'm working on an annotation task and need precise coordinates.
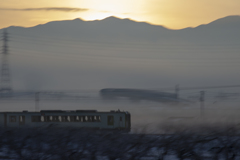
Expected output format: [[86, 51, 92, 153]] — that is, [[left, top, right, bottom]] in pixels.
[[2, 15, 240, 44], [1, 16, 240, 90], [3, 15, 240, 31]]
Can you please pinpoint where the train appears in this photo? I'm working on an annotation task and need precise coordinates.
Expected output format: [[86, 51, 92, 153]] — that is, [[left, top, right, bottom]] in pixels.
[[0, 110, 131, 132]]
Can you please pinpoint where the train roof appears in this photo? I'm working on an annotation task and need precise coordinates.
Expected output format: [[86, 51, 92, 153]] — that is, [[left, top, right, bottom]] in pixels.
[[0, 110, 130, 114]]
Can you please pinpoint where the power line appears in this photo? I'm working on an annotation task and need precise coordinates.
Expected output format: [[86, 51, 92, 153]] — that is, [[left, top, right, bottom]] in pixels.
[[9, 33, 240, 53], [10, 32, 240, 46], [8, 46, 240, 65]]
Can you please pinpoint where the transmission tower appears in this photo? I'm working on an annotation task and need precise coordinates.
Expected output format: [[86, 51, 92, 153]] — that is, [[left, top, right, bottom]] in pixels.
[[0, 30, 12, 94]]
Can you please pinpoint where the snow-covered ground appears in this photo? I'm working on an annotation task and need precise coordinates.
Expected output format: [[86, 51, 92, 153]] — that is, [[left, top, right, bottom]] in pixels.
[[0, 126, 240, 160], [0, 89, 240, 159]]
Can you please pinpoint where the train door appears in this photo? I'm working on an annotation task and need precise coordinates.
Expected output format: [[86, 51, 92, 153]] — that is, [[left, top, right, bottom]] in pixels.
[[19, 115, 25, 126], [125, 114, 131, 131], [119, 116, 123, 128], [107, 115, 114, 127], [9, 115, 18, 127]]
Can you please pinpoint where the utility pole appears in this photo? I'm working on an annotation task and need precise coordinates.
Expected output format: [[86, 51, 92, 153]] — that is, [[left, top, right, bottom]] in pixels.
[[35, 92, 40, 112], [0, 30, 12, 95], [200, 91, 205, 117]]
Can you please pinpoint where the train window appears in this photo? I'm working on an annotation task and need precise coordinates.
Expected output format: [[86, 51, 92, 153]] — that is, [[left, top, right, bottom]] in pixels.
[[88, 116, 93, 122], [91, 116, 98, 122], [88, 116, 91, 122], [41, 116, 44, 122], [84, 116, 88, 122], [98, 116, 101, 122], [80, 116, 83, 122], [50, 116, 53, 121], [52, 116, 58, 122], [62, 116, 68, 122], [120, 117, 122, 121], [70, 116, 75, 122], [58, 116, 62, 122], [75, 116, 79, 122], [45, 116, 51, 122], [9, 116, 16, 122], [19, 116, 25, 125], [70, 116, 101, 122], [67, 116, 70, 122], [19, 116, 22, 122], [32, 116, 41, 122], [62, 116, 66, 122]]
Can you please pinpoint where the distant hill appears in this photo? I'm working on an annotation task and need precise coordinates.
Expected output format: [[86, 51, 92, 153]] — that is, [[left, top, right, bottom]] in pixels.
[[0, 15, 240, 90], [4, 15, 240, 44], [177, 15, 240, 44]]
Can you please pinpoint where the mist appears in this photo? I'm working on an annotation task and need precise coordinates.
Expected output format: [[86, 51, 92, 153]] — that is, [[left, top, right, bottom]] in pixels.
[[0, 16, 240, 132]]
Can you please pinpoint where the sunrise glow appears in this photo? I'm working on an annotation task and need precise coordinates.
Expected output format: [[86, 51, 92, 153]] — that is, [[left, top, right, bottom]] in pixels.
[[0, 0, 240, 29]]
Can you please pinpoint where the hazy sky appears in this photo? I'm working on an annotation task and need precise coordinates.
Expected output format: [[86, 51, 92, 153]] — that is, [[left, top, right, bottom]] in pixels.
[[1, 0, 240, 29]]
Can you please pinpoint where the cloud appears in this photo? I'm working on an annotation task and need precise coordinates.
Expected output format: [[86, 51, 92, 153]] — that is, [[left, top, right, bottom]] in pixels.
[[0, 7, 132, 15], [99, 10, 130, 15], [0, 7, 89, 12]]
